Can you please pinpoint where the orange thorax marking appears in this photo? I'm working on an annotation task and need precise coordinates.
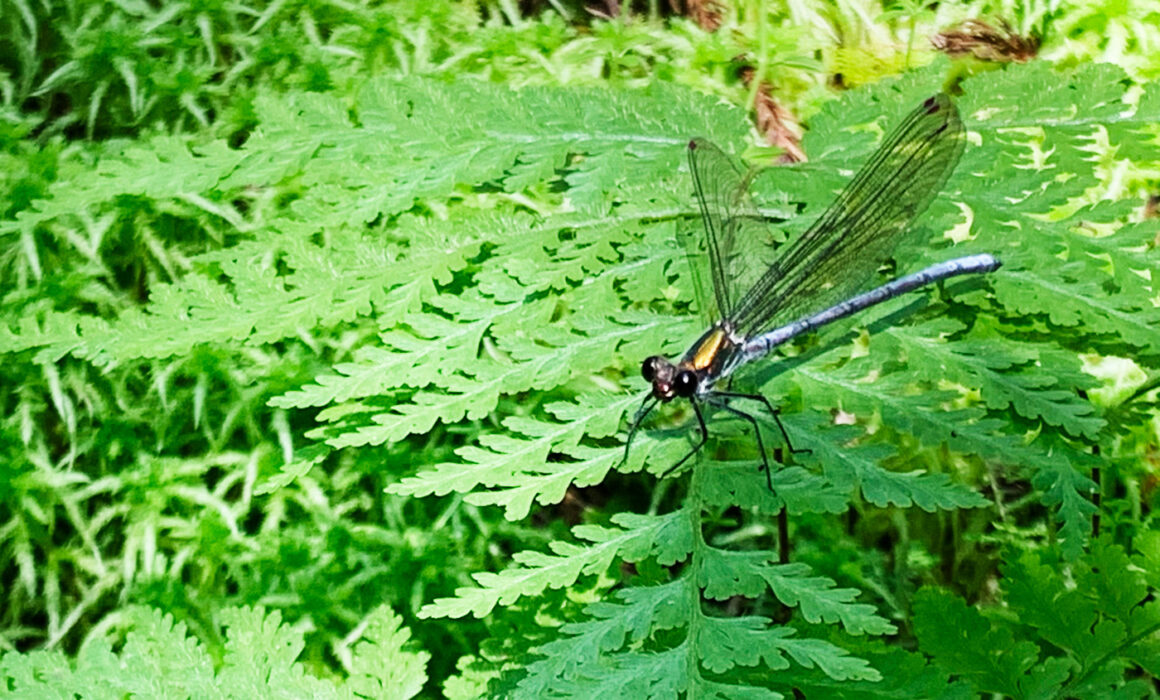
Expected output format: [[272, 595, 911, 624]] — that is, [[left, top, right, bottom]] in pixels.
[[690, 328, 726, 371]]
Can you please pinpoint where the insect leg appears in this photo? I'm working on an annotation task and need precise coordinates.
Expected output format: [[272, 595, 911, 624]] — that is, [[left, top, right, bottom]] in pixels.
[[658, 399, 710, 480], [711, 399, 778, 492], [618, 394, 658, 470], [712, 391, 810, 456]]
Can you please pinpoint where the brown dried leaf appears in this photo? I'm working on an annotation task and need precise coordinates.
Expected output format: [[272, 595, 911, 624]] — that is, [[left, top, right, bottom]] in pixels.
[[737, 64, 805, 163], [1144, 194, 1159, 220], [932, 19, 1040, 63], [686, 0, 724, 31]]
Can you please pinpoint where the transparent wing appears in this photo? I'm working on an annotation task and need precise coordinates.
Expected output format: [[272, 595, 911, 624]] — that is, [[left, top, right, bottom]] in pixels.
[[682, 138, 781, 325], [729, 93, 966, 338], [675, 214, 720, 327]]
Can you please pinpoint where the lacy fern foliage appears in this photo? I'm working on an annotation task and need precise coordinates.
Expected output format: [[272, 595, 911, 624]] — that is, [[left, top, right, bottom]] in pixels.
[[0, 606, 427, 699], [4, 58, 1159, 696], [915, 538, 1160, 697]]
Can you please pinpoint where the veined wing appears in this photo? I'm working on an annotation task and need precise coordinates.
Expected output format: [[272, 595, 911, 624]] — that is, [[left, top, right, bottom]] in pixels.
[[728, 94, 966, 339], [682, 138, 782, 325]]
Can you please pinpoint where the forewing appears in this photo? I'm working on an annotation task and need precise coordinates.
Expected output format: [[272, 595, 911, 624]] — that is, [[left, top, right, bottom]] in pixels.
[[729, 94, 966, 338], [683, 138, 780, 325]]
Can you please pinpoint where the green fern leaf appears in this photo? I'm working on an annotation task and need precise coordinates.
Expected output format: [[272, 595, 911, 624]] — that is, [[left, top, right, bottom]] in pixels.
[[0, 606, 426, 698], [914, 588, 1041, 697], [345, 606, 431, 700], [702, 555, 895, 636], [420, 511, 691, 619], [787, 411, 988, 512], [916, 538, 1160, 697], [698, 620, 881, 681], [1032, 455, 1100, 559], [876, 320, 1103, 438], [993, 254, 1160, 354]]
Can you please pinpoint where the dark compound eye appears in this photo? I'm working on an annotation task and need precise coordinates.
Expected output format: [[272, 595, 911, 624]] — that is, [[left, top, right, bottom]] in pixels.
[[641, 356, 663, 382], [674, 370, 697, 397]]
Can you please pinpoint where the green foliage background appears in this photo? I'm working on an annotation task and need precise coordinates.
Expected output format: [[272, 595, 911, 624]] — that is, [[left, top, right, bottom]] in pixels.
[[2, 0, 1159, 697]]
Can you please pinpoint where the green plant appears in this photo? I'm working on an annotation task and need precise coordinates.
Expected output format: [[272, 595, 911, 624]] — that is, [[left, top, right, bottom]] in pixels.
[[4, 51, 1158, 696], [0, 605, 428, 698], [914, 537, 1160, 697]]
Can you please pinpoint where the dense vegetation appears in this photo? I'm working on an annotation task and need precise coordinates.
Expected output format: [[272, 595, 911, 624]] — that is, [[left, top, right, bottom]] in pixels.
[[2, 1, 1159, 697]]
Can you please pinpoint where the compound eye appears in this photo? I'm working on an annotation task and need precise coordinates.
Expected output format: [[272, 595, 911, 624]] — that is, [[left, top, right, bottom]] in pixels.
[[674, 370, 697, 397], [641, 356, 663, 382]]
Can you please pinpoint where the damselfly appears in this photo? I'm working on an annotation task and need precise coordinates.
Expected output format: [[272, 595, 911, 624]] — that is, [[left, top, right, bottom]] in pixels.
[[623, 94, 1000, 489]]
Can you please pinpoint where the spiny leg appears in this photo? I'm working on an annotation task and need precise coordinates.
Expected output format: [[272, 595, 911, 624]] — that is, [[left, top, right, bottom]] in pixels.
[[713, 400, 777, 493], [658, 399, 709, 480], [711, 390, 810, 456], [618, 395, 658, 470]]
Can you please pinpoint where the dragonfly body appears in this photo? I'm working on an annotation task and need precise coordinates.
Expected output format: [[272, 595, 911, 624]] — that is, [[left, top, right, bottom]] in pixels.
[[737, 252, 1001, 369], [624, 94, 1001, 488]]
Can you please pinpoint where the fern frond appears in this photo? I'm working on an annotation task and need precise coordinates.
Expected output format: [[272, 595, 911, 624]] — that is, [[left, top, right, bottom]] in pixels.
[[0, 606, 427, 698], [875, 320, 1103, 438], [700, 553, 895, 635], [420, 511, 691, 619], [915, 537, 1160, 696]]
